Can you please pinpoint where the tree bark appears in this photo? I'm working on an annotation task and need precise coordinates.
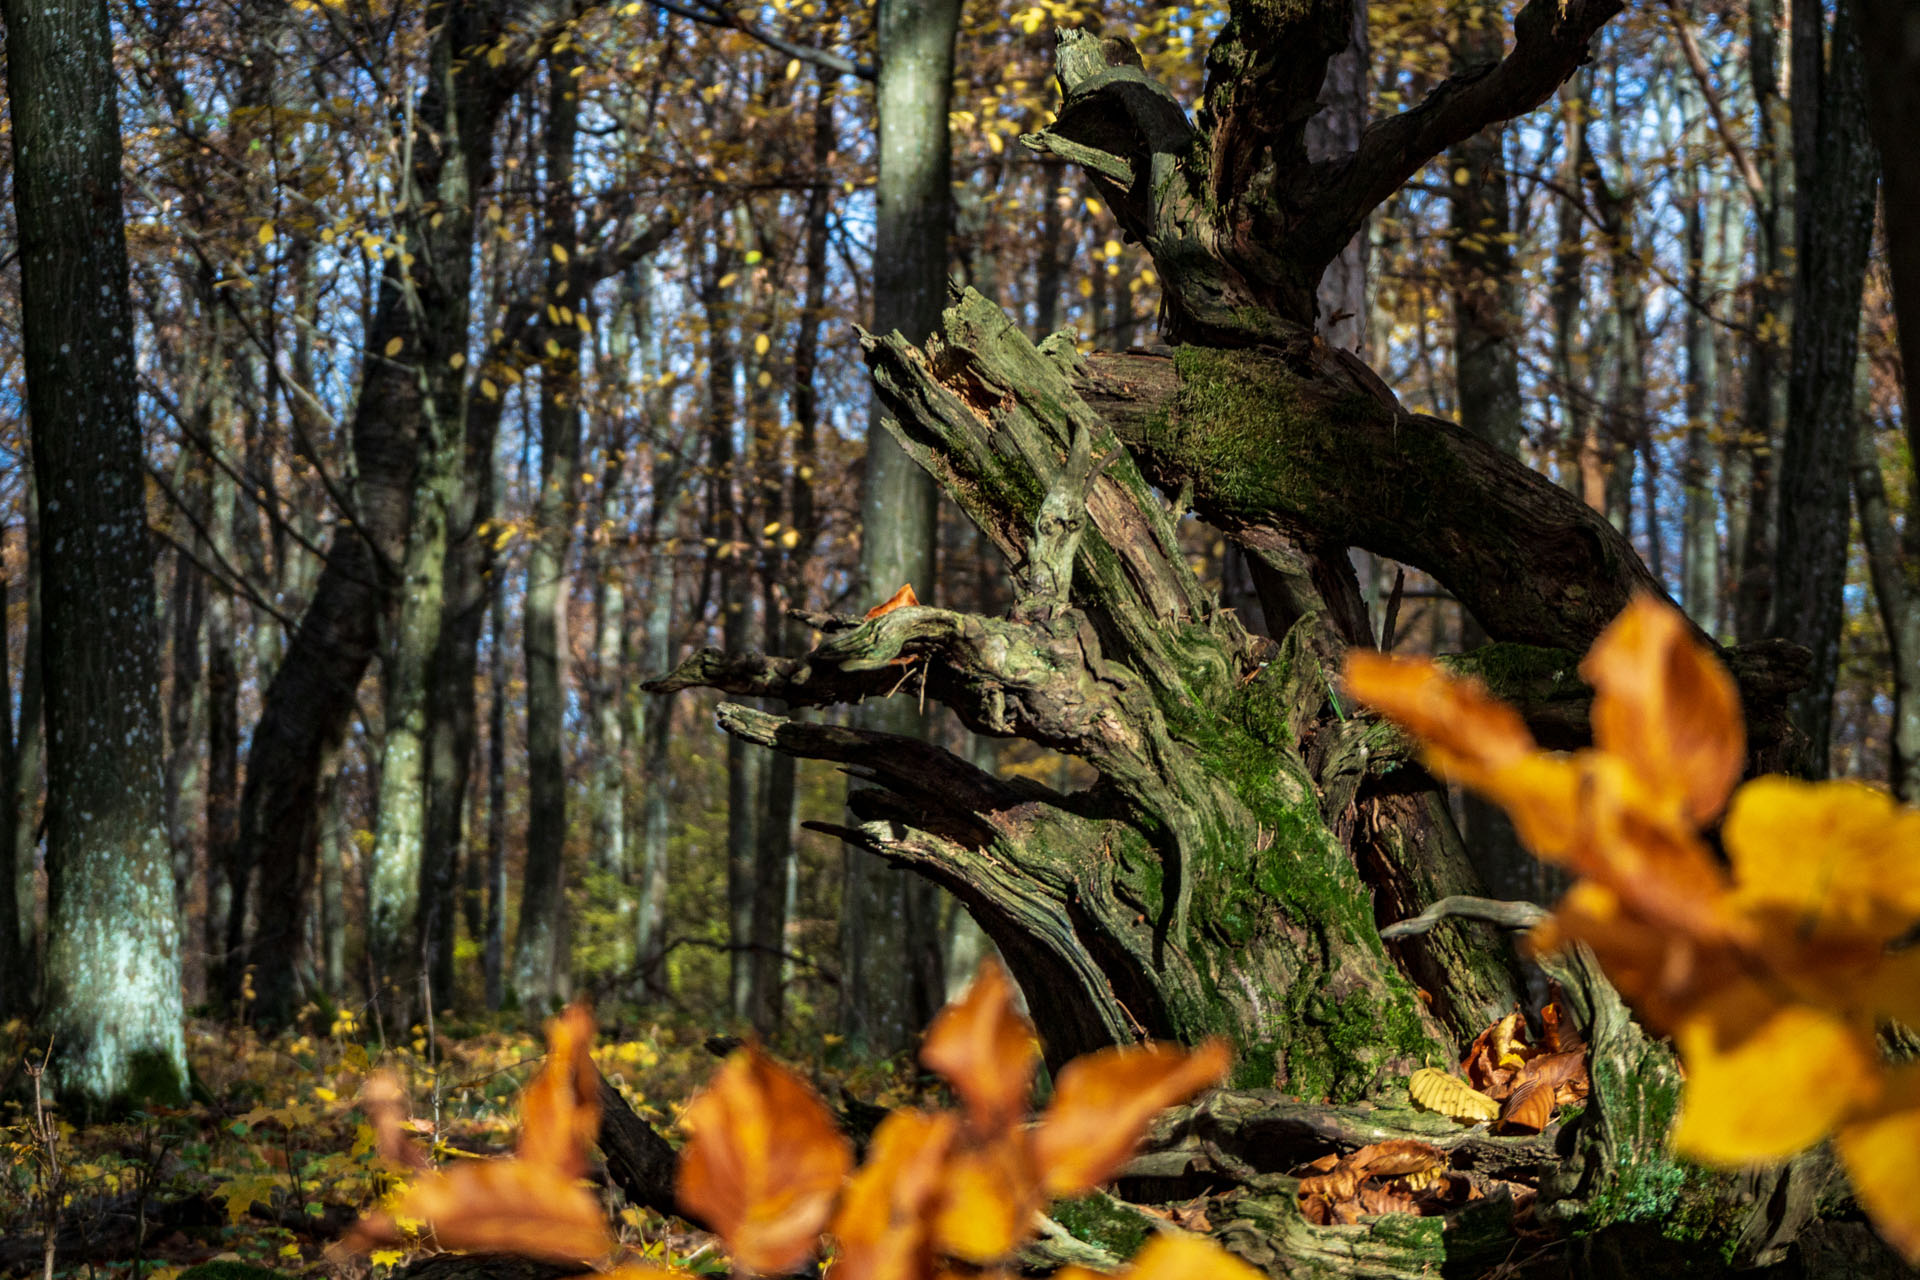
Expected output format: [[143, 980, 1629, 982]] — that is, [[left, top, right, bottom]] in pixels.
[[1772, 0, 1879, 777], [513, 43, 586, 1013], [840, 0, 963, 1055], [238, 0, 567, 1026], [5, 0, 187, 1104]]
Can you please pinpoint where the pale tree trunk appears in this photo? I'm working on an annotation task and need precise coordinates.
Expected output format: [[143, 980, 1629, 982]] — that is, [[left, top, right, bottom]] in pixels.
[[484, 533, 511, 1012], [840, 0, 962, 1055], [1772, 0, 1879, 776], [513, 44, 586, 1012], [10, 485, 45, 1008], [239, 0, 560, 1026], [5, 0, 187, 1104], [1551, 75, 1598, 504], [1308, 0, 1368, 353], [1676, 30, 1726, 630]]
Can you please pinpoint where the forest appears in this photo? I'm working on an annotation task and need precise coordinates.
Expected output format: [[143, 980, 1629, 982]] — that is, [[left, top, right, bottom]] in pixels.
[[3, 0, 1920, 1276]]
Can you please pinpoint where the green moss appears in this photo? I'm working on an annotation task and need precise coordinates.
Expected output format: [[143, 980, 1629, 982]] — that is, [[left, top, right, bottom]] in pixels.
[[1438, 642, 1585, 702], [180, 1264, 289, 1280], [1281, 987, 1438, 1104], [1049, 1191, 1154, 1259], [123, 1047, 190, 1108]]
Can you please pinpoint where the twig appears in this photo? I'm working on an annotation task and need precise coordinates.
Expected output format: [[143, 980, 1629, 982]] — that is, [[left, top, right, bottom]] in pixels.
[[1379, 895, 1552, 941]]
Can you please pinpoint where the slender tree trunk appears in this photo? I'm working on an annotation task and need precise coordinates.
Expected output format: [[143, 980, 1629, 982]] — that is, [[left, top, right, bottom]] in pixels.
[[1772, 0, 1878, 776], [419, 382, 505, 1006], [841, 0, 962, 1055], [483, 534, 510, 1012], [163, 500, 207, 921], [11, 483, 44, 1006], [0, 568, 21, 1018], [1731, 0, 1793, 643], [205, 469, 242, 1002], [4, 0, 186, 1104], [1550, 75, 1596, 502], [512, 46, 585, 1011], [1677, 50, 1725, 628], [239, 0, 534, 1025]]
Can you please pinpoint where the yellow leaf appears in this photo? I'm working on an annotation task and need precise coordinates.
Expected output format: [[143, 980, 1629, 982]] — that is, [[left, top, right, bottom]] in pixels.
[[754, 333, 771, 356], [1407, 1067, 1500, 1122], [384, 336, 404, 357], [480, 379, 500, 401], [448, 353, 465, 370], [1670, 990, 1879, 1164], [1120, 1233, 1267, 1280], [545, 338, 562, 358], [575, 311, 592, 333], [1835, 1069, 1920, 1262], [1723, 776, 1920, 944], [786, 58, 802, 79], [258, 222, 276, 245], [551, 244, 570, 264]]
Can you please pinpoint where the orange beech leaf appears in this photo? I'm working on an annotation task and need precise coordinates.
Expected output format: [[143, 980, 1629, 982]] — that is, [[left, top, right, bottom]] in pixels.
[[1494, 1077, 1555, 1134], [338, 1001, 616, 1266], [1118, 1233, 1267, 1280], [1033, 1039, 1230, 1197], [1834, 1069, 1920, 1262], [1669, 991, 1880, 1164], [919, 958, 1037, 1136], [679, 1046, 853, 1274], [1340, 653, 1535, 777], [517, 1002, 602, 1179], [345, 1160, 616, 1264], [1579, 595, 1742, 824], [830, 1108, 959, 1280], [865, 583, 920, 619]]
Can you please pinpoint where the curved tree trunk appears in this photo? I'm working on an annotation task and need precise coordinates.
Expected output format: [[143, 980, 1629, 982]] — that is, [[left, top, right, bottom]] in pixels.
[[649, 6, 1833, 1272]]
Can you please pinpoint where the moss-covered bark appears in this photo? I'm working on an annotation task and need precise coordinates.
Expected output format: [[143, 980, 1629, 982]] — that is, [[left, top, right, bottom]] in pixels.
[[642, 9, 1860, 1275]]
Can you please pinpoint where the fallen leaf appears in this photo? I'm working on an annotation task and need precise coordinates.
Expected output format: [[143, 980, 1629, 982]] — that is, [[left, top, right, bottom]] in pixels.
[[865, 584, 920, 619], [1408, 1067, 1499, 1122]]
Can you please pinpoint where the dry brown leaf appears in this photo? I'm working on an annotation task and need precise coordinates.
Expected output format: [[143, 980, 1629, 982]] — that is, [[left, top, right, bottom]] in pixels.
[[865, 583, 920, 619], [1495, 1077, 1556, 1134], [517, 1003, 600, 1179], [1348, 1139, 1446, 1181], [360, 1072, 431, 1172], [678, 1045, 853, 1274]]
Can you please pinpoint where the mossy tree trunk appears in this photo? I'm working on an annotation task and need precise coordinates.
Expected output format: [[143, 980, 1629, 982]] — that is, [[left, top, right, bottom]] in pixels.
[[653, 5, 1830, 1272]]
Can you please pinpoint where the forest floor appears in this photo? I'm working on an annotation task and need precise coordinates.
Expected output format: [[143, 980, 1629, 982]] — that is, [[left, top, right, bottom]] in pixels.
[[0, 1008, 926, 1280]]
